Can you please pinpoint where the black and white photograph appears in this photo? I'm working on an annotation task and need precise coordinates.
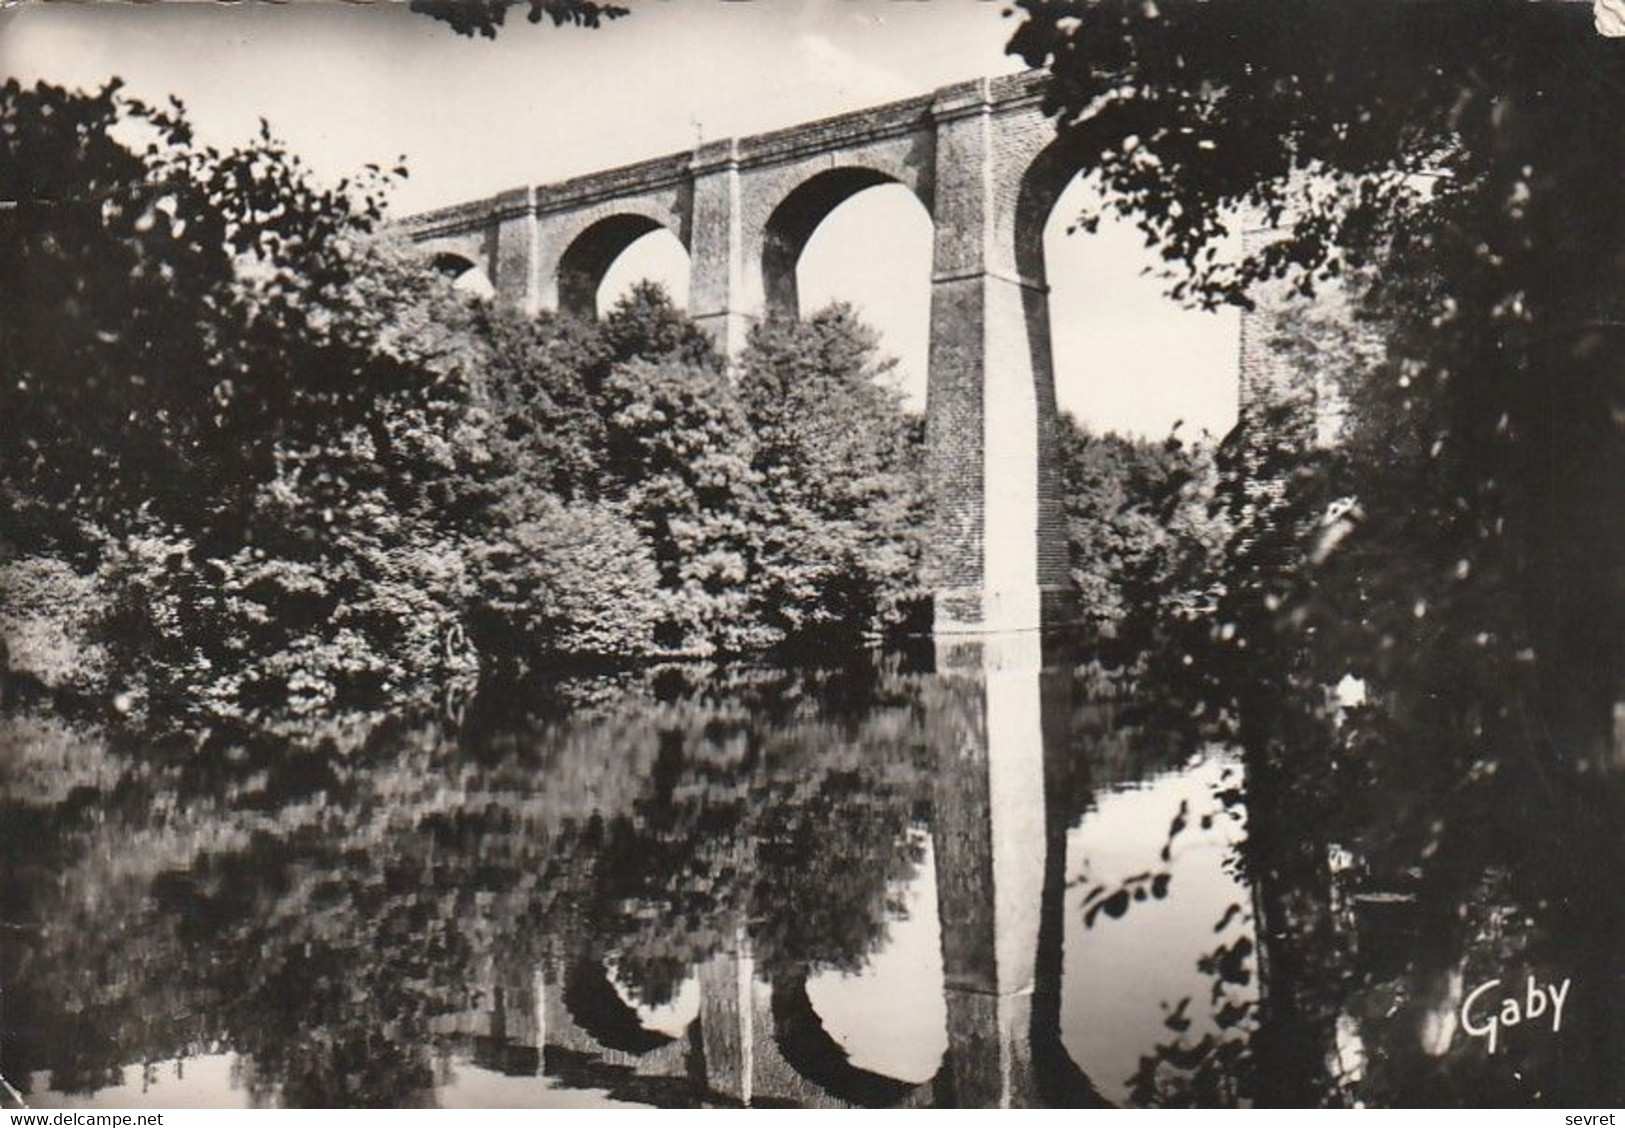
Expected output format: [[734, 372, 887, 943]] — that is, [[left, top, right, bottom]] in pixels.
[[1, 0, 1621, 1112]]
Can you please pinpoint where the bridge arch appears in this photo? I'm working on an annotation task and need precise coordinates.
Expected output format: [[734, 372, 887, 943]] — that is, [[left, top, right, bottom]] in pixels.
[[414, 226, 494, 286], [554, 212, 690, 321], [1012, 134, 1094, 293], [427, 250, 497, 299], [429, 249, 478, 277], [1014, 132, 1243, 440], [758, 165, 933, 321]]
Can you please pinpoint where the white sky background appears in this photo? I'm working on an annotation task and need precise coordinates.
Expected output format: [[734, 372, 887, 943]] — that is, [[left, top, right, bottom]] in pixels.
[[1, 0, 1238, 439]]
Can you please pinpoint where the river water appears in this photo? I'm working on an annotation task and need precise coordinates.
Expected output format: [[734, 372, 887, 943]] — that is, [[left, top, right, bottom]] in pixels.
[[1, 644, 1619, 1108]]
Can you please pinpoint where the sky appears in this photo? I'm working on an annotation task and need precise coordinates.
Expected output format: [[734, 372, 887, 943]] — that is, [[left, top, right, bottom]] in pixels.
[[1, 0, 1238, 438]]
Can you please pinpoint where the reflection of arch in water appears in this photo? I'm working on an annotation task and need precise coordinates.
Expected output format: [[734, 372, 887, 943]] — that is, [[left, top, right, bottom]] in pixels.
[[1030, 697, 1111, 1110], [533, 957, 697, 1103], [1056, 754, 1255, 1105], [768, 971, 925, 1107], [561, 960, 678, 1056], [611, 965, 701, 1042], [801, 829, 948, 1085], [535, 945, 935, 1107], [521, 652, 1107, 1107]]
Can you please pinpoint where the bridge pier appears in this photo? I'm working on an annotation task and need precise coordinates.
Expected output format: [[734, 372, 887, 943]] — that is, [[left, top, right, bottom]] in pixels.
[[490, 187, 541, 317], [688, 140, 761, 358], [926, 83, 1073, 636], [696, 930, 757, 1104], [926, 639, 1100, 1107]]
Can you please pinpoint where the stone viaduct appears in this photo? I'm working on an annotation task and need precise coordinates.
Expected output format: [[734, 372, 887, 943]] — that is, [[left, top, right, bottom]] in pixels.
[[404, 72, 1261, 636]]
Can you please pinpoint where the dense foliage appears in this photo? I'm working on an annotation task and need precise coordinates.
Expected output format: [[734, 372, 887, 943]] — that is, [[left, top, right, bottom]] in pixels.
[[0, 82, 929, 732], [1055, 415, 1225, 643], [737, 309, 931, 647], [1010, 0, 1623, 1106], [408, 0, 625, 39], [1011, 0, 1620, 756]]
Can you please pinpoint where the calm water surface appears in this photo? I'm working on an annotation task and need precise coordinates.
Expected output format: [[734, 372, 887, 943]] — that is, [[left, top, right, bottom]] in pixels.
[[2, 648, 1618, 1107]]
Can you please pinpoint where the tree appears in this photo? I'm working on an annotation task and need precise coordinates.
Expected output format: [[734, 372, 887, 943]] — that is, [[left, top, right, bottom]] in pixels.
[[1008, 4, 1623, 1104], [408, 0, 625, 39], [468, 492, 663, 666], [597, 279, 721, 372], [1053, 415, 1224, 643], [479, 307, 610, 500], [735, 306, 930, 647], [0, 81, 445, 545], [81, 232, 502, 730], [1009, 0, 1622, 758], [0, 81, 492, 727], [1, 86, 941, 723], [597, 351, 765, 656]]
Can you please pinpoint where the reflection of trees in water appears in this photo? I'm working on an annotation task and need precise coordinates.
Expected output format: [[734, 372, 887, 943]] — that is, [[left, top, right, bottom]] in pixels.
[[1077, 762, 1259, 1109], [1, 663, 936, 1106], [1095, 407, 1625, 1106], [5, 629, 1616, 1107], [1244, 706, 1617, 1107], [558, 689, 933, 1005], [1092, 652, 1622, 1107]]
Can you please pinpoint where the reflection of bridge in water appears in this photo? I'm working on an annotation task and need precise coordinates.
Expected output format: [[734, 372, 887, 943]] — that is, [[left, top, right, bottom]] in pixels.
[[436, 637, 1106, 1108]]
